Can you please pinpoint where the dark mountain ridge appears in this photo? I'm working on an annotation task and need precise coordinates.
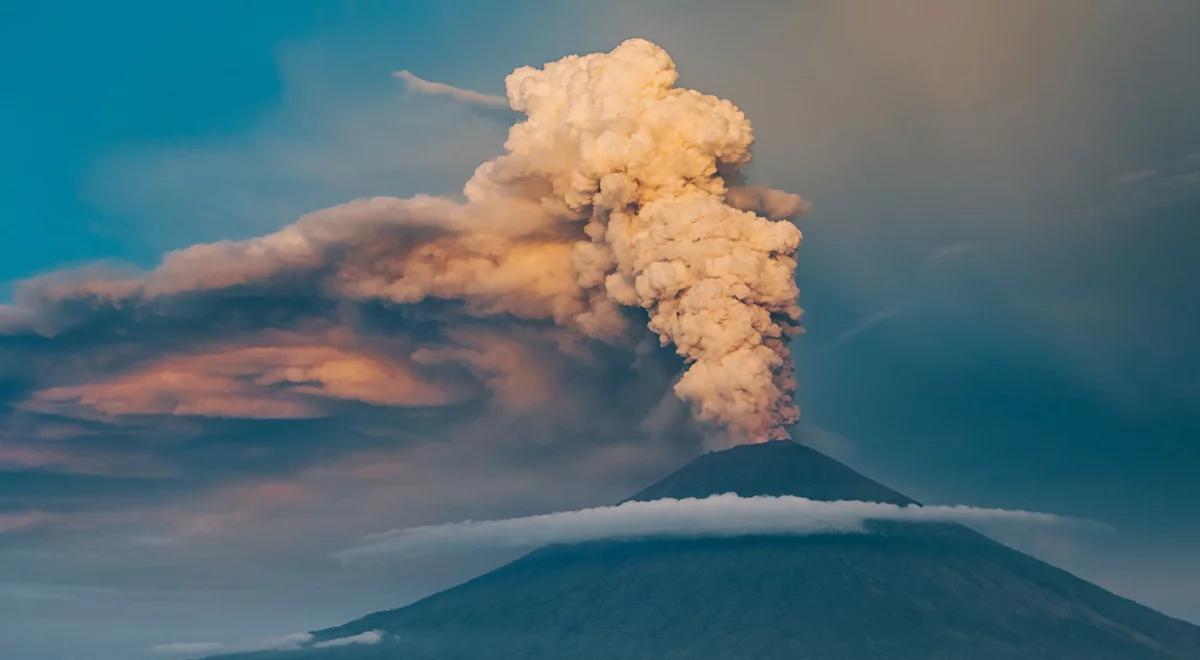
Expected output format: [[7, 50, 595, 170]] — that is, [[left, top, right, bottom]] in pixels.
[[210, 441, 1200, 659], [624, 440, 915, 505]]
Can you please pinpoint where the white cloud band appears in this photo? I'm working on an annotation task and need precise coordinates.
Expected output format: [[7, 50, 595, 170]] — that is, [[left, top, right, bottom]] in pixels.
[[336, 493, 1085, 562]]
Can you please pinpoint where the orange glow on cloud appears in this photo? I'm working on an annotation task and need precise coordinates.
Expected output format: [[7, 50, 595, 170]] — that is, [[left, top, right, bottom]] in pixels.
[[25, 343, 464, 420]]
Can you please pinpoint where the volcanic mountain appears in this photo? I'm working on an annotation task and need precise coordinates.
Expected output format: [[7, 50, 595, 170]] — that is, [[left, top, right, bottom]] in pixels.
[[211, 441, 1200, 659]]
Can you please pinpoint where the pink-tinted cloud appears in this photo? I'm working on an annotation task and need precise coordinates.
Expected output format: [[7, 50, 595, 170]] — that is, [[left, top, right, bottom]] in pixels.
[[0, 511, 50, 534], [412, 329, 557, 412], [0, 443, 170, 477], [172, 480, 318, 538], [24, 342, 464, 420], [5, 194, 589, 339]]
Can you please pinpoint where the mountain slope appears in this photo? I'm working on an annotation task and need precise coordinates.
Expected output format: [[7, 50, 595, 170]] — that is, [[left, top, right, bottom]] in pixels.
[[211, 441, 1200, 659]]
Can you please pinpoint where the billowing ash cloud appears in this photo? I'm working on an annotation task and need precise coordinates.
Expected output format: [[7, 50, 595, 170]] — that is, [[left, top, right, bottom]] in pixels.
[[2, 39, 806, 444], [335, 494, 1080, 562], [489, 39, 806, 441]]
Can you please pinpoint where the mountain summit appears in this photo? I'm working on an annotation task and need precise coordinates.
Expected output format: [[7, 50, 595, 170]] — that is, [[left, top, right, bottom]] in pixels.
[[212, 441, 1200, 659], [626, 440, 915, 505]]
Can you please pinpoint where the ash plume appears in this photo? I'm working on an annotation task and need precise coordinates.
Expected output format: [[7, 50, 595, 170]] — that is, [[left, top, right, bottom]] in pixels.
[[3, 39, 806, 445], [484, 38, 807, 441]]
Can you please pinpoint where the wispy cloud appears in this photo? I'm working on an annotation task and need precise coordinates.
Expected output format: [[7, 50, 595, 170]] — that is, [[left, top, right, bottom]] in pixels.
[[392, 70, 508, 109], [1110, 169, 1157, 185], [148, 631, 381, 656], [335, 494, 1086, 562], [313, 630, 384, 649], [0, 443, 168, 477], [831, 306, 902, 349], [148, 641, 225, 656], [929, 242, 978, 262], [0, 511, 50, 534], [1105, 151, 1200, 196], [24, 341, 463, 421], [148, 632, 314, 656]]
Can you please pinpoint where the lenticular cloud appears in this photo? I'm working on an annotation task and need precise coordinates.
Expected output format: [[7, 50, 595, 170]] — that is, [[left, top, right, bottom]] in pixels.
[[335, 494, 1077, 562]]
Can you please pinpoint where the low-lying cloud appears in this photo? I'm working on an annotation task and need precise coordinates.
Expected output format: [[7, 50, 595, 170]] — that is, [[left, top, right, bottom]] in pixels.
[[148, 641, 226, 656], [335, 494, 1085, 562], [313, 630, 384, 649], [149, 631, 314, 656], [149, 630, 384, 656]]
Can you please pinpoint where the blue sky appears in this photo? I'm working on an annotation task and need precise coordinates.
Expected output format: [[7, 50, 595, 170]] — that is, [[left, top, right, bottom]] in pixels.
[[2, 2, 1199, 658]]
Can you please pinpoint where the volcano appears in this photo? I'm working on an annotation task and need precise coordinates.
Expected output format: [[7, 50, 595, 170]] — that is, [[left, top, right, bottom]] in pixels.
[[210, 441, 1200, 659]]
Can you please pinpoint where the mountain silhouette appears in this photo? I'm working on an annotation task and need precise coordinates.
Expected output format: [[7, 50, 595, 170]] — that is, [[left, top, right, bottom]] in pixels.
[[209, 441, 1200, 659]]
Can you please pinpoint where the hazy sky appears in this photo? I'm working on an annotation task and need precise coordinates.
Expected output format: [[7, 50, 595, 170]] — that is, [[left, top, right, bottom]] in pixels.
[[2, 2, 1199, 658]]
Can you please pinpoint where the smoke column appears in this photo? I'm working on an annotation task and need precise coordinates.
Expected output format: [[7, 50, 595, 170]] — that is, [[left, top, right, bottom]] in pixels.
[[471, 38, 806, 441]]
